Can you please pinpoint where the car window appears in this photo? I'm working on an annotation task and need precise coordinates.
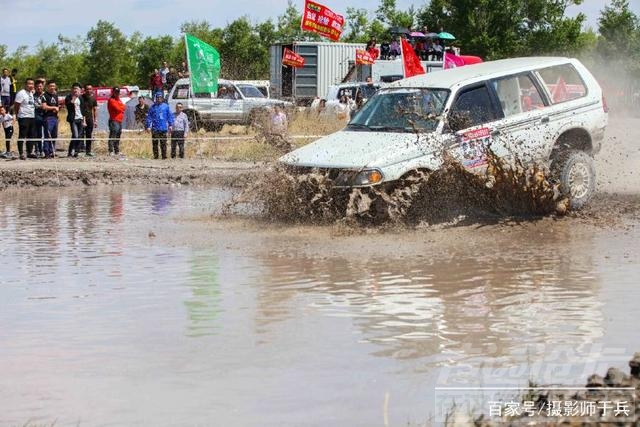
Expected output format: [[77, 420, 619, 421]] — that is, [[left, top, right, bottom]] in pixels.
[[337, 87, 357, 100], [349, 88, 449, 133], [449, 84, 499, 131], [492, 74, 546, 116], [537, 64, 586, 104], [237, 84, 265, 98], [173, 84, 189, 100]]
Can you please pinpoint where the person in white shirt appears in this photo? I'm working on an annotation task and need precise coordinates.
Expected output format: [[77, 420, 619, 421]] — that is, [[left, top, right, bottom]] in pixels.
[[170, 102, 189, 159], [0, 105, 14, 158], [13, 78, 35, 160], [0, 68, 11, 110]]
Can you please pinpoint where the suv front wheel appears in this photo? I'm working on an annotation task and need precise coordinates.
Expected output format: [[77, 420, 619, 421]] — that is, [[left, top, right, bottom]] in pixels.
[[551, 150, 596, 209]]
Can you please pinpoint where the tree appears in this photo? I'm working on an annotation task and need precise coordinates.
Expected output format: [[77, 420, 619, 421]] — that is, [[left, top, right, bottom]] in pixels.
[[85, 21, 135, 86], [416, 0, 586, 59], [597, 0, 640, 58]]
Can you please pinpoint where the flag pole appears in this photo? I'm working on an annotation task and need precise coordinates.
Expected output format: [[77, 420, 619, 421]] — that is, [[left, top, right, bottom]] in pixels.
[[184, 34, 194, 94], [184, 33, 199, 130]]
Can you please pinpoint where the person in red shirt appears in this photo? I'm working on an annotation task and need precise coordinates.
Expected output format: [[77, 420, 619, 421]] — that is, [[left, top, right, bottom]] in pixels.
[[366, 37, 380, 61], [107, 86, 126, 156]]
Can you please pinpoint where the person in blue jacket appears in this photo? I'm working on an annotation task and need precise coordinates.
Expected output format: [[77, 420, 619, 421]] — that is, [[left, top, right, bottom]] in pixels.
[[145, 92, 173, 159]]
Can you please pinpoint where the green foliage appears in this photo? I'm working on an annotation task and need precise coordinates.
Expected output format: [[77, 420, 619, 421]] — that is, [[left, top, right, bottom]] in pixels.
[[85, 20, 134, 86], [416, 0, 587, 59]]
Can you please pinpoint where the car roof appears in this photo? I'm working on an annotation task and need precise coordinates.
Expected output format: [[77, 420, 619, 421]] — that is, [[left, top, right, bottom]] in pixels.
[[386, 57, 578, 90]]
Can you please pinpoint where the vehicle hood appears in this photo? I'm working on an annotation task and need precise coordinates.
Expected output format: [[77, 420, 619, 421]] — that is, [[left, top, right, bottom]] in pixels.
[[279, 130, 443, 168]]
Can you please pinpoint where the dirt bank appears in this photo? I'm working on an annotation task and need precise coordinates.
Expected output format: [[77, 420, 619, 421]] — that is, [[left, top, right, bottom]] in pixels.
[[0, 157, 260, 188]]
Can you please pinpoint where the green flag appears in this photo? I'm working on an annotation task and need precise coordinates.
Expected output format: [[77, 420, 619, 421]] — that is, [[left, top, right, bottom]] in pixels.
[[185, 33, 221, 93]]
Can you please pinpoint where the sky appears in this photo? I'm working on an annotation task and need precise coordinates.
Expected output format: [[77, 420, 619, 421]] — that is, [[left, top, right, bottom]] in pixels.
[[3, 0, 640, 54]]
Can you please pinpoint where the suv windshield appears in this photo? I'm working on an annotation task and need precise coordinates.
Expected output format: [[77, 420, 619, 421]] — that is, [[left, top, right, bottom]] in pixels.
[[348, 88, 449, 132], [237, 84, 265, 98]]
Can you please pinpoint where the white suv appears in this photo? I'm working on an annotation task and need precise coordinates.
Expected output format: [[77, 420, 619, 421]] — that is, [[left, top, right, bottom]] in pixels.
[[280, 57, 608, 208]]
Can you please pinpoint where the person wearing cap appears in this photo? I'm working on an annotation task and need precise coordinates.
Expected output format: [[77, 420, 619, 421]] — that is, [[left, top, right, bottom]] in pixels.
[[145, 92, 173, 159], [107, 86, 126, 156]]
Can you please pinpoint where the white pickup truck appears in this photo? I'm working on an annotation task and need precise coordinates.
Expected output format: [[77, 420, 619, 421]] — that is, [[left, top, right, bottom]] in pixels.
[[167, 78, 293, 131]]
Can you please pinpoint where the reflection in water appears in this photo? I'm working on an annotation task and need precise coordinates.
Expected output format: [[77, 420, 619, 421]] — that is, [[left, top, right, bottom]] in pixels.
[[253, 227, 605, 384], [0, 187, 637, 426], [185, 252, 221, 337]]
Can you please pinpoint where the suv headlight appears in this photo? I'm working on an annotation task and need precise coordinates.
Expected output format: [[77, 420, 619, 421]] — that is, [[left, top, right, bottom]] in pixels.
[[335, 169, 384, 186]]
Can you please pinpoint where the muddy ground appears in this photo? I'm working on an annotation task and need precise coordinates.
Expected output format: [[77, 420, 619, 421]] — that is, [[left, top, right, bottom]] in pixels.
[[0, 157, 260, 188]]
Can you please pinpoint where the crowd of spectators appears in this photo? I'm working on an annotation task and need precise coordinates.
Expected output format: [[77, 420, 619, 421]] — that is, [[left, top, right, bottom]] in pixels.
[[0, 60, 191, 161], [367, 26, 451, 61]]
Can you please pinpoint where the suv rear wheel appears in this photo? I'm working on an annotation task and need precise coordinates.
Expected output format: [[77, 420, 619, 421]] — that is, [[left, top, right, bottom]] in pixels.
[[551, 150, 596, 209]]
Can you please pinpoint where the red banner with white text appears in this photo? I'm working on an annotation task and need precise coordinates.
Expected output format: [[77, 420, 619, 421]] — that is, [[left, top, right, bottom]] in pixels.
[[355, 49, 375, 65], [300, 0, 344, 41], [282, 48, 305, 68]]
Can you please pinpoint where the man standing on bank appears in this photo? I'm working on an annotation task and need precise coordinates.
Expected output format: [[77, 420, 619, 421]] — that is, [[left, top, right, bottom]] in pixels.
[[65, 83, 85, 158], [171, 102, 189, 159], [82, 84, 98, 157], [13, 77, 35, 160], [145, 92, 173, 159], [107, 86, 126, 156]]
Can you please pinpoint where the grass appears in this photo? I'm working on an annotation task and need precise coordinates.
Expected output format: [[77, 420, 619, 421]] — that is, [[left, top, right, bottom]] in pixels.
[[24, 109, 345, 162]]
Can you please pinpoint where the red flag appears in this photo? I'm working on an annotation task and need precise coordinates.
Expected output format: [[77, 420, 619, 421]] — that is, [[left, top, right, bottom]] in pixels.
[[282, 48, 305, 68], [300, 0, 344, 41], [459, 55, 483, 65], [401, 38, 425, 78], [356, 49, 375, 65], [443, 51, 465, 69]]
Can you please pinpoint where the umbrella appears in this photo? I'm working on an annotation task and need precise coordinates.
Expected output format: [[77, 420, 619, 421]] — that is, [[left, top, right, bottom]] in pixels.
[[425, 32, 439, 38], [410, 31, 426, 38], [437, 31, 456, 40], [389, 26, 410, 35]]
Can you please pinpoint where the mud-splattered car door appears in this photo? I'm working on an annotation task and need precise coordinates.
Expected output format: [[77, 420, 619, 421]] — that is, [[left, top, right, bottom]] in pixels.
[[488, 72, 551, 163], [444, 82, 508, 170]]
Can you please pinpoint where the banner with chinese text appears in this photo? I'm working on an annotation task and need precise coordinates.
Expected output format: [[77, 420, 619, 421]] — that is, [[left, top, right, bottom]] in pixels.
[[300, 0, 344, 41], [356, 49, 375, 65], [282, 48, 305, 68]]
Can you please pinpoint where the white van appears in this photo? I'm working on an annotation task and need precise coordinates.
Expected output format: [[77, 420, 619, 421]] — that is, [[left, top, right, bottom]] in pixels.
[[280, 57, 608, 208]]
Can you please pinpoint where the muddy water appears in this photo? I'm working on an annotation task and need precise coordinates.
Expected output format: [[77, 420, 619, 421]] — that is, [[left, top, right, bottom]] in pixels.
[[0, 185, 638, 426]]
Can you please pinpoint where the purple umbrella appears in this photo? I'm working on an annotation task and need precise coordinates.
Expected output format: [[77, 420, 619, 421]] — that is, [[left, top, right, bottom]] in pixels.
[[410, 31, 426, 38]]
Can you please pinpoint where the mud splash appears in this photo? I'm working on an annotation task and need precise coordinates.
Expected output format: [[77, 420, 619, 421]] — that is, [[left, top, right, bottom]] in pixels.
[[229, 151, 569, 226]]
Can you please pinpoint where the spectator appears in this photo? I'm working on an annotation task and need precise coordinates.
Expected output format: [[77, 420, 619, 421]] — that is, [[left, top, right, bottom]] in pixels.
[[166, 67, 179, 93], [149, 69, 163, 100], [107, 86, 126, 156], [379, 40, 390, 60], [335, 95, 352, 122], [14, 77, 35, 160], [389, 38, 401, 59], [0, 68, 11, 110], [135, 96, 150, 129], [145, 92, 173, 160], [217, 86, 235, 99], [64, 83, 85, 158], [81, 84, 97, 157], [41, 80, 59, 158], [171, 102, 189, 159], [432, 39, 443, 60], [160, 61, 170, 89], [0, 105, 14, 158], [33, 79, 45, 158], [178, 61, 189, 77], [9, 68, 18, 106], [366, 37, 380, 61]]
